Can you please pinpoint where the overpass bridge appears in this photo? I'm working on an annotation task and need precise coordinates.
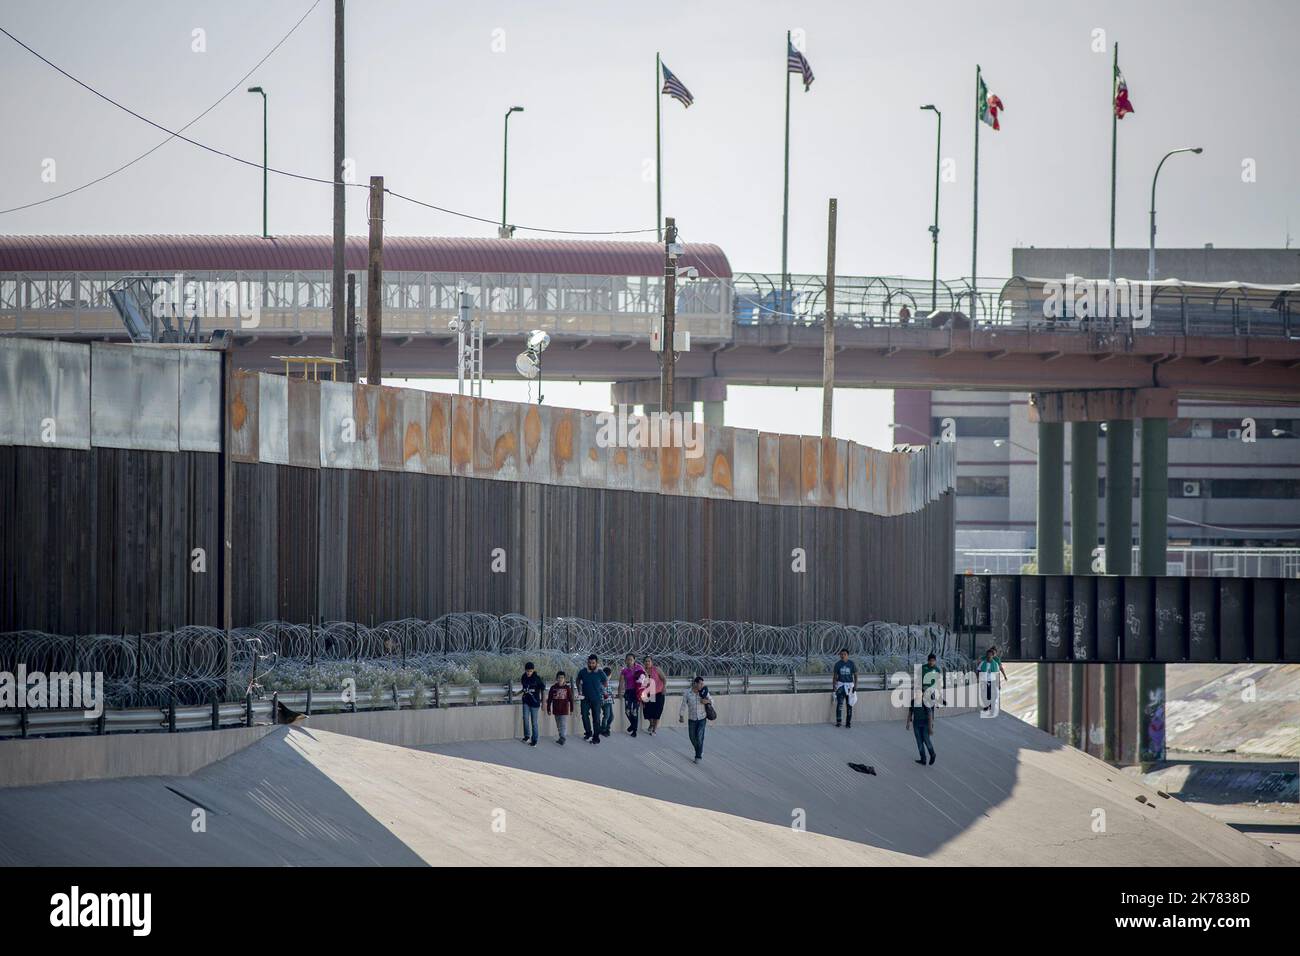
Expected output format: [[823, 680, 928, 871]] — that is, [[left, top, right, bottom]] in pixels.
[[2, 236, 1298, 404], [3, 235, 1298, 768]]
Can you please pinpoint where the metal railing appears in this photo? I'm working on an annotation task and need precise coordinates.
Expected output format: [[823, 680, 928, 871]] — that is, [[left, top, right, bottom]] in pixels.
[[0, 671, 930, 741], [955, 546, 1300, 578]]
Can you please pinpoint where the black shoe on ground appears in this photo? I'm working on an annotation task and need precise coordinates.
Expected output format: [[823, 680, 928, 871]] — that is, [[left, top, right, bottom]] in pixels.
[[529, 740, 537, 747], [521, 737, 529, 743], [557, 738, 565, 745], [915, 758, 927, 765], [583, 732, 592, 740], [591, 735, 600, 744], [929, 754, 936, 765], [835, 721, 841, 727], [845, 722, 851, 729], [630, 730, 637, 738]]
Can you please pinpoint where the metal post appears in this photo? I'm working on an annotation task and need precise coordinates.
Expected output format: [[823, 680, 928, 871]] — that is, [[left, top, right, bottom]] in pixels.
[[1139, 417, 1168, 766], [1108, 41, 1118, 282], [781, 31, 792, 295], [344, 274, 356, 382], [502, 106, 523, 234], [331, 0, 346, 362], [1149, 147, 1203, 282], [1070, 422, 1098, 750], [661, 217, 678, 413], [1036, 421, 1064, 735], [971, 66, 980, 315], [821, 198, 837, 438], [365, 176, 384, 385], [926, 106, 941, 314], [1103, 418, 1133, 762], [247, 87, 268, 238], [655, 52, 663, 242]]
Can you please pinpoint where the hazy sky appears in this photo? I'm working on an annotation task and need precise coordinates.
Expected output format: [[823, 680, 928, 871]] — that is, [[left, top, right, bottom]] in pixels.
[[2, 0, 1296, 446]]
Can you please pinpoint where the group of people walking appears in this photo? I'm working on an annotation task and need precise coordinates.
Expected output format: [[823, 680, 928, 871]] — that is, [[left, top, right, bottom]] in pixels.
[[518, 653, 714, 762]]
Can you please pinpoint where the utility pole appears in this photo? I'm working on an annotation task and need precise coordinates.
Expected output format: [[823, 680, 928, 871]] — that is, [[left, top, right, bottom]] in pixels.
[[921, 104, 941, 314], [821, 198, 836, 439], [331, 0, 346, 363], [660, 216, 678, 414], [344, 273, 356, 382], [365, 176, 384, 385]]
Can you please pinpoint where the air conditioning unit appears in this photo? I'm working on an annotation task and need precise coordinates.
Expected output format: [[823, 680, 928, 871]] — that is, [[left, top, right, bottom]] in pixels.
[[1182, 481, 1202, 497], [1227, 428, 1242, 440]]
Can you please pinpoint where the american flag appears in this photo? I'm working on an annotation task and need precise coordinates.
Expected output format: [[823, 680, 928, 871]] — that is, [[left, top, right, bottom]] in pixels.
[[787, 39, 814, 91], [660, 62, 694, 108]]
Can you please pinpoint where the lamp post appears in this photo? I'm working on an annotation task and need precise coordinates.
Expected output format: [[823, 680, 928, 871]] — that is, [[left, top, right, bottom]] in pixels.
[[1148, 146, 1202, 281], [993, 437, 1039, 457], [921, 104, 941, 314], [247, 86, 268, 238], [887, 421, 932, 445], [501, 106, 524, 236]]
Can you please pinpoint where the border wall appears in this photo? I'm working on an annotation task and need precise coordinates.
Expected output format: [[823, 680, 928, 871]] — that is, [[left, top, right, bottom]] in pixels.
[[0, 338, 955, 634]]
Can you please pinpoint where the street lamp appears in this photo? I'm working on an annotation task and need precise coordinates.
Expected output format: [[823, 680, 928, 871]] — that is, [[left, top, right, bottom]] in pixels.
[[501, 106, 525, 237], [246, 86, 268, 238], [887, 421, 932, 444], [1271, 428, 1296, 438], [1149, 146, 1203, 281], [920, 104, 941, 314], [993, 437, 1038, 456]]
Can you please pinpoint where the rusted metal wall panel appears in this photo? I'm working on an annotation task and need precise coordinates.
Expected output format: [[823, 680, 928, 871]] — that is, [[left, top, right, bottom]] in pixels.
[[91, 343, 180, 452], [286, 379, 320, 469], [257, 372, 289, 465], [425, 391, 451, 475], [449, 394, 475, 477], [777, 434, 801, 506], [178, 350, 221, 453], [732, 427, 758, 502], [679, 421, 709, 498], [398, 388, 428, 473], [519, 402, 549, 484], [228, 369, 259, 463], [549, 406, 580, 486], [704, 425, 735, 500], [578, 408, 607, 488], [757, 432, 780, 505], [376, 386, 403, 471], [474, 397, 521, 481], [318, 380, 352, 469], [350, 384, 380, 471], [0, 337, 90, 449]]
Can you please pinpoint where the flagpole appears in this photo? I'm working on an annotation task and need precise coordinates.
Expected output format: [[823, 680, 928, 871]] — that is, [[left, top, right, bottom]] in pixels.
[[1108, 42, 1118, 281], [656, 52, 663, 242], [781, 30, 792, 297], [972, 64, 981, 321]]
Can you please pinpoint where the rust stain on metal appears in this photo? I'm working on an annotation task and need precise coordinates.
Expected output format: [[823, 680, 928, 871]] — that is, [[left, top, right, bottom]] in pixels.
[[684, 446, 707, 481], [523, 406, 542, 464], [230, 392, 248, 431], [614, 448, 628, 467], [711, 451, 733, 492], [801, 439, 819, 499], [552, 412, 574, 464], [427, 395, 448, 455], [659, 444, 682, 491], [451, 400, 472, 469], [777, 434, 802, 504], [403, 422, 423, 463], [493, 431, 518, 470]]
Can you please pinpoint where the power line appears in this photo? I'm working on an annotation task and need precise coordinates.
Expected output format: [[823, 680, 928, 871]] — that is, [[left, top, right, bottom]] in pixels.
[[0, 22, 657, 236]]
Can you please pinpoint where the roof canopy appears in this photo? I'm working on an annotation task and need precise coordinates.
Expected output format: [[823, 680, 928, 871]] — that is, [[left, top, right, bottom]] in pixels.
[[0, 235, 732, 279]]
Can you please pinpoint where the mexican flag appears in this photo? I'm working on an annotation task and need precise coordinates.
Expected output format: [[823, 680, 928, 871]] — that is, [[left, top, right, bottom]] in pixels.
[[1114, 67, 1134, 119], [977, 75, 1004, 130]]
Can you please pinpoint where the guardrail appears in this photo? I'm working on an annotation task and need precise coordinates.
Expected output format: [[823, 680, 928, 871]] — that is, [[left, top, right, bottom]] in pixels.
[[0, 671, 933, 740]]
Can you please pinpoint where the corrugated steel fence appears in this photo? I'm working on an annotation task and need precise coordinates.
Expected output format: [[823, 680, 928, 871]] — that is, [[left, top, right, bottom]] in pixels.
[[0, 338, 955, 633]]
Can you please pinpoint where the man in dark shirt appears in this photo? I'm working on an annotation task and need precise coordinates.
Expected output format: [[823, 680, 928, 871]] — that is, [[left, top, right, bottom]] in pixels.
[[832, 648, 857, 728], [519, 661, 546, 746], [575, 655, 607, 745], [905, 692, 936, 766]]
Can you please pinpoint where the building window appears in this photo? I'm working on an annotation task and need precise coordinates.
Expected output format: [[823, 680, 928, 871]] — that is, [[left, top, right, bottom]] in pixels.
[[931, 416, 1009, 439], [1168, 478, 1300, 498], [956, 476, 1010, 497]]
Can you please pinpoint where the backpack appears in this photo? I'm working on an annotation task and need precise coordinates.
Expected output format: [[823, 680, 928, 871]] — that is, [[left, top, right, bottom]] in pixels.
[[704, 695, 717, 721]]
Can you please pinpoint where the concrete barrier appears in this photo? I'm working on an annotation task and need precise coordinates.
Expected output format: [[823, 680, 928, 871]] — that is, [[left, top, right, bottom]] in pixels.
[[0, 725, 274, 789], [0, 691, 977, 786], [306, 690, 975, 750]]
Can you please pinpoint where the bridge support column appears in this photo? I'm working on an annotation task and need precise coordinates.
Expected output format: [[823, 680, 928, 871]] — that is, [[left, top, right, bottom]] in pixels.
[[1139, 417, 1169, 766], [702, 400, 725, 427], [1069, 423, 1098, 752], [1035, 421, 1064, 737], [1103, 419, 1134, 764]]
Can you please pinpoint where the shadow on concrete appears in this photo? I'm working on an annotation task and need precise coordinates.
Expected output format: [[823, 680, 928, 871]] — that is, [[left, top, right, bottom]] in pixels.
[[0, 727, 428, 866], [422, 711, 1060, 858]]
